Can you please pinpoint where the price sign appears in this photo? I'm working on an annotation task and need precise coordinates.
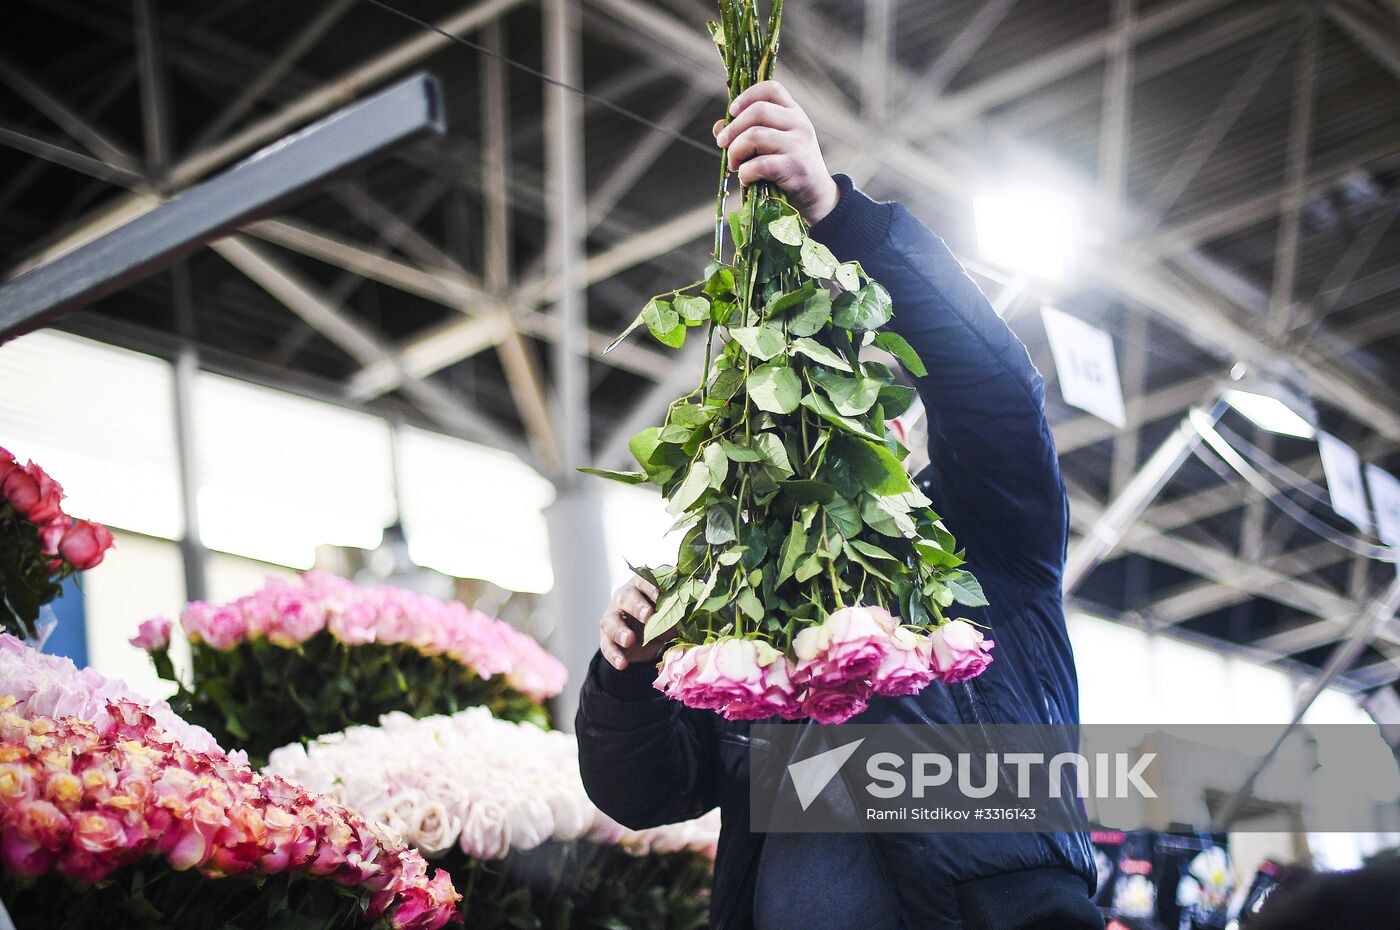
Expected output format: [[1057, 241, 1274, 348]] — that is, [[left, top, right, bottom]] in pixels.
[[1041, 306, 1126, 428], [1317, 432, 1372, 533], [1365, 464, 1400, 549]]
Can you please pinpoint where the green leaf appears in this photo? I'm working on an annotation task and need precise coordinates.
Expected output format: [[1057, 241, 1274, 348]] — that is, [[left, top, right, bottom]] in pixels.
[[668, 461, 711, 515], [658, 422, 693, 444], [736, 588, 764, 622], [777, 523, 808, 583], [836, 435, 916, 496], [675, 294, 711, 324], [577, 466, 648, 485], [790, 337, 853, 371], [629, 426, 661, 471], [720, 439, 763, 462], [827, 496, 862, 537], [834, 261, 862, 292], [795, 553, 824, 583], [703, 442, 729, 486], [768, 211, 805, 246], [753, 432, 794, 476], [606, 309, 648, 353], [785, 291, 833, 337], [778, 479, 835, 503], [671, 402, 717, 429], [729, 325, 786, 361], [766, 280, 817, 315], [947, 570, 989, 607], [873, 331, 928, 377], [849, 539, 898, 561], [704, 263, 736, 298], [708, 366, 743, 402], [644, 584, 690, 644], [801, 392, 884, 442], [811, 369, 880, 416], [705, 506, 737, 544], [832, 283, 893, 330], [915, 541, 965, 568], [878, 384, 919, 418], [845, 545, 893, 583], [747, 361, 802, 414], [643, 298, 679, 338], [727, 209, 749, 252], [800, 237, 838, 279]]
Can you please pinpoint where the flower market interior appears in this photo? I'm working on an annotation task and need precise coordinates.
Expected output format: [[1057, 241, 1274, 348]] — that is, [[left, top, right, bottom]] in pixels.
[[3, 0, 1400, 928]]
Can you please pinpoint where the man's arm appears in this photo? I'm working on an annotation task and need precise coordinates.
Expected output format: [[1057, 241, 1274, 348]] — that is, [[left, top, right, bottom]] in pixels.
[[716, 83, 1065, 585], [575, 578, 722, 829]]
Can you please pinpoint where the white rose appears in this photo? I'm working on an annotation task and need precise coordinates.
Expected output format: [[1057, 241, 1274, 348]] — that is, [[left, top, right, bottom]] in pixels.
[[460, 798, 511, 860]]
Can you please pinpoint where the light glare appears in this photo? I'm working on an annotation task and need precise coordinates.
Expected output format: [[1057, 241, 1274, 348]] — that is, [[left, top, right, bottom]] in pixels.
[[1224, 388, 1317, 439], [974, 188, 1082, 280]]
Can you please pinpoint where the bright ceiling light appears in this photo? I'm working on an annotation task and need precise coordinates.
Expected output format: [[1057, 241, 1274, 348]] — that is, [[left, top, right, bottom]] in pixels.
[[1223, 388, 1317, 439], [973, 187, 1083, 280]]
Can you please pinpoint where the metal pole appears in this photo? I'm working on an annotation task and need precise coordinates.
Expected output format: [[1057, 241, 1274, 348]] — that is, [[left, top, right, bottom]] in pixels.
[[1063, 396, 1226, 595], [543, 0, 611, 729], [172, 338, 208, 602], [1213, 575, 1400, 830]]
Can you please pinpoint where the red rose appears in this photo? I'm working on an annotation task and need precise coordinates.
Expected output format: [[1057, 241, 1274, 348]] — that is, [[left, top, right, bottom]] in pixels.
[[59, 520, 114, 571], [0, 447, 17, 484]]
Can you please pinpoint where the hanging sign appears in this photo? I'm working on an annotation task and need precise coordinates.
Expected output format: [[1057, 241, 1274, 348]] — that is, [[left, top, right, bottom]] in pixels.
[[1041, 306, 1126, 428], [1364, 464, 1400, 560], [1317, 432, 1372, 533]]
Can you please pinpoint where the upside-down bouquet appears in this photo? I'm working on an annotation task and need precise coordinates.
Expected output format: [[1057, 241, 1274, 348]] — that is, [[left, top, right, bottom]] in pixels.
[[582, 0, 992, 724]]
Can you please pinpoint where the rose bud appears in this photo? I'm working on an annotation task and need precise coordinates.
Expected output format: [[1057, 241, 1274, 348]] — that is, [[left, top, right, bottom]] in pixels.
[[59, 520, 114, 571]]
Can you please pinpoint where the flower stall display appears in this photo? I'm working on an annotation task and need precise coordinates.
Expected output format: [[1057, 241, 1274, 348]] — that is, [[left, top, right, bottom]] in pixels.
[[0, 635, 458, 930], [136, 573, 566, 766], [580, 0, 991, 724], [0, 446, 114, 642], [267, 708, 719, 929]]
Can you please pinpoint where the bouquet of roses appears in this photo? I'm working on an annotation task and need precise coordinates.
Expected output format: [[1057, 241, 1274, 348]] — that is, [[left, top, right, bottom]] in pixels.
[[136, 573, 566, 766], [0, 446, 114, 642], [580, 0, 992, 724], [0, 635, 459, 930], [267, 708, 719, 930]]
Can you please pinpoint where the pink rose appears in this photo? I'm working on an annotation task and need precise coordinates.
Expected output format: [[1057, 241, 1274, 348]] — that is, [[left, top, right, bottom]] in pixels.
[[872, 627, 937, 697], [0, 447, 16, 483], [928, 620, 994, 683], [265, 589, 324, 647], [793, 606, 898, 689], [59, 520, 114, 571], [129, 617, 172, 652], [182, 603, 247, 651], [799, 681, 871, 724], [2, 462, 65, 525], [656, 639, 800, 719], [327, 600, 378, 645]]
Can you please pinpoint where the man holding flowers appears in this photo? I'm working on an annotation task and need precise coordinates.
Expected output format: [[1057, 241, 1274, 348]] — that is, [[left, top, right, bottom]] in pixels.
[[577, 81, 1100, 930]]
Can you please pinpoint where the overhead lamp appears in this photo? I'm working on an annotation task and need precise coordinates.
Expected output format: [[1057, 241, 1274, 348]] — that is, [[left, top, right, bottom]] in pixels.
[[1223, 363, 1317, 440], [973, 185, 1083, 281]]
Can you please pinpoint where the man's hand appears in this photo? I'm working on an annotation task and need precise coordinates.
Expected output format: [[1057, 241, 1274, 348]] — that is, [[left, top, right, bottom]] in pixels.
[[599, 575, 667, 671], [713, 80, 840, 226]]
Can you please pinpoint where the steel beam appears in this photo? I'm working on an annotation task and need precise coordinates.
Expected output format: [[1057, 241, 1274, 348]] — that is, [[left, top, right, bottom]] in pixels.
[[0, 73, 446, 338], [212, 234, 526, 458], [1063, 400, 1224, 594], [0, 58, 138, 171], [1268, 4, 1319, 336], [1213, 575, 1400, 830], [0, 123, 146, 188]]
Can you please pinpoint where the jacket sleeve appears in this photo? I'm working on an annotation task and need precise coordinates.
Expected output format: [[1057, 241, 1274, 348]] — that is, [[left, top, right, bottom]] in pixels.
[[574, 651, 722, 830], [809, 174, 1067, 584]]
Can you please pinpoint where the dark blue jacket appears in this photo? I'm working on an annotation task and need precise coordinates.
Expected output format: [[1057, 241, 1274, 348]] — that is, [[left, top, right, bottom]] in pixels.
[[576, 175, 1097, 929]]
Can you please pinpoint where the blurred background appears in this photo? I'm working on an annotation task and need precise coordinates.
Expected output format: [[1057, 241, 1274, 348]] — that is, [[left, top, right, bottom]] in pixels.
[[3, 0, 1400, 895]]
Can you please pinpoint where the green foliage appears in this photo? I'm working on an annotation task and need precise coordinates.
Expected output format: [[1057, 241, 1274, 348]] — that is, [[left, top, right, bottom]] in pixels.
[[153, 634, 548, 769], [1, 864, 370, 930], [0, 503, 70, 641], [583, 0, 986, 653], [447, 843, 711, 930]]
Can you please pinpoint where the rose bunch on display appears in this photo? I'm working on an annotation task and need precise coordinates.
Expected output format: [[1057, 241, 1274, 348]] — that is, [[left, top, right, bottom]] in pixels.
[[138, 573, 566, 765], [265, 708, 720, 863], [266, 708, 718, 930], [0, 638, 458, 930], [0, 446, 114, 641], [579, 3, 990, 726]]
